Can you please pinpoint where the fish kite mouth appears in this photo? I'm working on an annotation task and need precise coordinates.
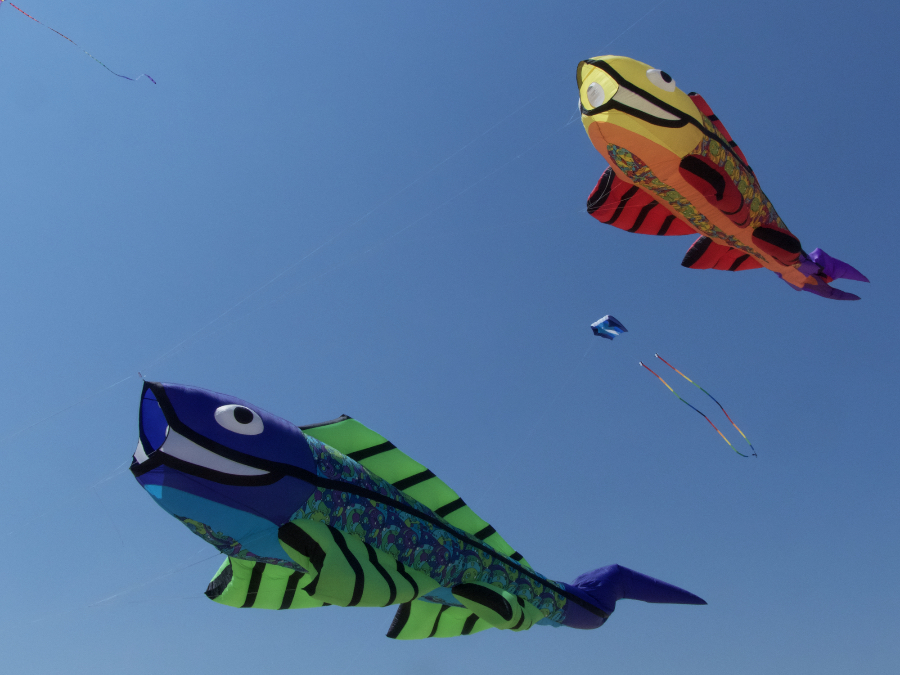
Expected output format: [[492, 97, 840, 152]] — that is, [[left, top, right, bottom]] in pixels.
[[578, 58, 688, 127], [131, 383, 282, 487]]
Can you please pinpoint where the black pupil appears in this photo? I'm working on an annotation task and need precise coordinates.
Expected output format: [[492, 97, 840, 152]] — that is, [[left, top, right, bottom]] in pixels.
[[233, 406, 254, 424], [660, 71, 672, 83]]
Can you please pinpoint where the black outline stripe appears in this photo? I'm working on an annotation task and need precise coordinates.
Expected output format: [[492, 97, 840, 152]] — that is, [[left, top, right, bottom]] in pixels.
[[435, 498, 466, 518], [346, 441, 396, 461], [511, 596, 526, 630], [393, 469, 435, 491], [628, 200, 658, 232], [474, 525, 496, 540], [280, 570, 304, 610], [278, 523, 327, 573], [429, 605, 450, 638], [395, 560, 419, 601], [607, 186, 639, 225], [136, 382, 607, 618], [328, 528, 365, 606], [461, 613, 479, 635], [657, 215, 675, 236], [386, 602, 412, 639], [365, 542, 397, 606], [241, 562, 266, 608], [729, 254, 751, 271], [510, 551, 524, 562]]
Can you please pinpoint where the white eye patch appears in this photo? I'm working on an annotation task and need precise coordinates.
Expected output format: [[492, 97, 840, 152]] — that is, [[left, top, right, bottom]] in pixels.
[[215, 404, 264, 435], [646, 68, 676, 92], [586, 81, 606, 108]]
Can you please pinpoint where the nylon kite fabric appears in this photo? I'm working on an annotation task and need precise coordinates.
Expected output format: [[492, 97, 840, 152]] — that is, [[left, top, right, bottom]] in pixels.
[[577, 55, 867, 300], [591, 315, 628, 340], [132, 382, 706, 639]]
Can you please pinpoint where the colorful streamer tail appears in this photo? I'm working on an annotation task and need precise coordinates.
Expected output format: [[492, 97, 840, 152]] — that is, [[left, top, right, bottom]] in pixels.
[[639, 361, 751, 458], [2, 2, 155, 83], [654, 354, 756, 457]]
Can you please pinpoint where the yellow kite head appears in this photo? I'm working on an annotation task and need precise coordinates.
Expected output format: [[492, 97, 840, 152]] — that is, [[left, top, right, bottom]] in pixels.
[[577, 56, 705, 158]]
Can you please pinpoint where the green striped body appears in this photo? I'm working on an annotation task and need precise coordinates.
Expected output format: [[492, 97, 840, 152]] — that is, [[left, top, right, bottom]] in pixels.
[[204, 415, 579, 637]]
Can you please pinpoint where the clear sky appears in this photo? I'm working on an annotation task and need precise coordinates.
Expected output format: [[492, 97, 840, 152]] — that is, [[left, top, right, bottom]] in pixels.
[[1, 1, 897, 673]]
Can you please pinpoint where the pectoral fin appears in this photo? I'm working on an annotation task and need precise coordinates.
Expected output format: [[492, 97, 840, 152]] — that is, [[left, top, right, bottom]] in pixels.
[[451, 582, 544, 632], [588, 168, 695, 236], [278, 518, 438, 607], [386, 600, 493, 639], [204, 557, 323, 610]]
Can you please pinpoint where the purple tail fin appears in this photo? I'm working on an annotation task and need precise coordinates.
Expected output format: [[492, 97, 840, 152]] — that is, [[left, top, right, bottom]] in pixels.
[[560, 564, 706, 629], [809, 248, 869, 283]]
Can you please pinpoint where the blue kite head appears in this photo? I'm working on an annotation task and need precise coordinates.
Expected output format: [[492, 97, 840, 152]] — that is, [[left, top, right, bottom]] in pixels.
[[131, 382, 317, 527]]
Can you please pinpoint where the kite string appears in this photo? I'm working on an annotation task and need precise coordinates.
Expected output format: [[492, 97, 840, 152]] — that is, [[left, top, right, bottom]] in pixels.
[[639, 361, 749, 457], [654, 354, 756, 457], [1, 1, 155, 82]]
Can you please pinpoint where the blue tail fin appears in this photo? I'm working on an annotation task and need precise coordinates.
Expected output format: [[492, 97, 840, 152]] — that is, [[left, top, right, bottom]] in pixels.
[[561, 564, 706, 629]]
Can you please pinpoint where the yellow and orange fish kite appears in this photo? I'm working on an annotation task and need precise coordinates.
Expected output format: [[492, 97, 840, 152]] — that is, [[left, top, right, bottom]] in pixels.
[[577, 56, 867, 300]]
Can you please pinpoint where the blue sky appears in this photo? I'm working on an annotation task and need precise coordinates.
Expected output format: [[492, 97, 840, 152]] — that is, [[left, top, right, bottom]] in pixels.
[[1, 1, 897, 673]]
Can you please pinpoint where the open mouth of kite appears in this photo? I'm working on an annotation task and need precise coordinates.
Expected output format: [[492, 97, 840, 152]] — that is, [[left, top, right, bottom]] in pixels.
[[132, 387, 280, 486], [610, 87, 680, 122]]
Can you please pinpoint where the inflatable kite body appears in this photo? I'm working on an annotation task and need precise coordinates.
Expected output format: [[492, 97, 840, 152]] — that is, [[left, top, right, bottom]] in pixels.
[[132, 382, 705, 639], [591, 315, 628, 340], [578, 55, 869, 300]]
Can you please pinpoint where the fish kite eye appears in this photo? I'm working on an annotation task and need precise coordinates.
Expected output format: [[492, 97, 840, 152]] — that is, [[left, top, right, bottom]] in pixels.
[[585, 81, 606, 108], [214, 404, 264, 435], [646, 69, 676, 92]]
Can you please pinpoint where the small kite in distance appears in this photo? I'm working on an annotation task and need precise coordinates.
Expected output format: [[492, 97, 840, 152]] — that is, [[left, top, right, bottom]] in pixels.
[[1, 1, 155, 83], [591, 315, 628, 340]]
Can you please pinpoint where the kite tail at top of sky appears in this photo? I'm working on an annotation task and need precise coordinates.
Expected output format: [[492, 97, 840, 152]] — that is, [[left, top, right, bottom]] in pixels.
[[1, 1, 155, 83], [639, 361, 751, 458], [654, 354, 756, 457]]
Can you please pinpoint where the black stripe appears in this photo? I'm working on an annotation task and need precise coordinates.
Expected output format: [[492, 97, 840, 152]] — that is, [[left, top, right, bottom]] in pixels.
[[280, 571, 304, 610], [681, 236, 713, 268], [708, 114, 719, 122], [511, 596, 526, 630], [607, 186, 639, 225], [393, 469, 435, 491], [241, 562, 266, 608], [628, 201, 658, 232], [429, 605, 450, 638], [278, 523, 326, 573], [304, 574, 321, 596], [298, 415, 351, 431], [657, 215, 675, 236], [386, 602, 412, 639], [474, 525, 496, 540], [205, 559, 233, 600], [142, 382, 605, 618], [435, 498, 466, 518], [680, 155, 725, 200], [587, 169, 615, 214], [346, 441, 396, 461], [461, 613, 479, 636], [510, 551, 524, 562], [453, 583, 512, 622], [728, 254, 750, 271], [328, 528, 365, 606], [365, 542, 397, 606], [395, 560, 419, 601]]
